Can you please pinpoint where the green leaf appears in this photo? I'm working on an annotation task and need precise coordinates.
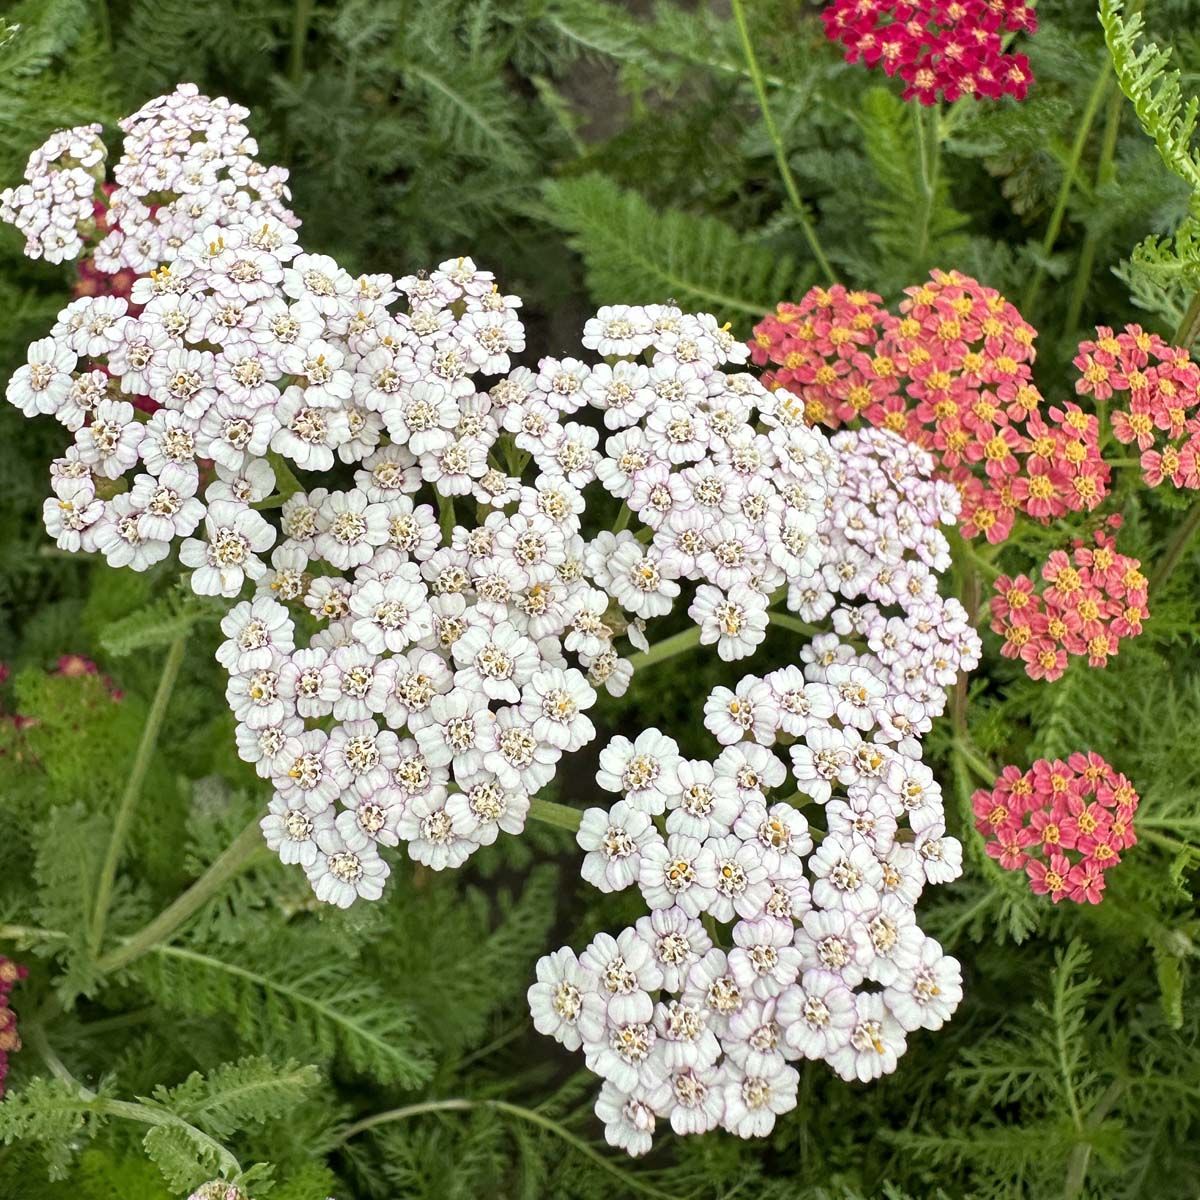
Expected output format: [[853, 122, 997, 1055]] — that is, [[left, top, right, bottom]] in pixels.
[[0, 1077, 94, 1180], [150, 1056, 320, 1140], [542, 172, 801, 321], [136, 930, 433, 1087], [98, 588, 223, 657], [1101, 0, 1200, 191]]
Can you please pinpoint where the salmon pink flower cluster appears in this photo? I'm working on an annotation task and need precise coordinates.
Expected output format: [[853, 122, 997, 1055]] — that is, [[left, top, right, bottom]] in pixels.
[[972, 754, 1139, 903], [530, 427, 980, 1156], [750, 272, 1110, 543], [1075, 323, 1200, 490], [0, 957, 27, 1099], [821, 0, 1036, 105], [990, 522, 1148, 681]]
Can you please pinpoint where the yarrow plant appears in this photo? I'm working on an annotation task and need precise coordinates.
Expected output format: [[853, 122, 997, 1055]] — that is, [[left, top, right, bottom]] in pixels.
[[530, 427, 980, 1154], [0, 90, 858, 893], [1, 85, 986, 1158], [821, 0, 1037, 104], [991, 520, 1148, 681], [0, 957, 26, 1099], [750, 274, 1110, 543], [971, 754, 1139, 903]]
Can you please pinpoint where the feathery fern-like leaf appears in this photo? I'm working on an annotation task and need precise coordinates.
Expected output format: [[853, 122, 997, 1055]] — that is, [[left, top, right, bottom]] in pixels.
[[542, 172, 801, 321]]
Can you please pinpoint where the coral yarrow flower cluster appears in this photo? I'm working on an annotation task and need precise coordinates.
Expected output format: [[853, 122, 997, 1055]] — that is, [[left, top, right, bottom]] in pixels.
[[991, 521, 1148, 681], [531, 428, 980, 1156], [972, 754, 1139, 903], [1075, 322, 1200, 491], [821, 0, 1036, 105], [750, 273, 1111, 543], [0, 957, 26, 1099]]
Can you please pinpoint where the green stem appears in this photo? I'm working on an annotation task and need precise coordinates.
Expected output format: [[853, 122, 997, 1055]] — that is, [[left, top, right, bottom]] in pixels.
[[437, 493, 456, 542], [89, 636, 188, 958], [1141, 829, 1196, 856], [1173, 289, 1200, 349], [627, 624, 703, 672], [0, 924, 67, 944], [1022, 65, 1112, 314], [913, 103, 943, 263], [288, 0, 316, 85], [954, 739, 998, 785], [1063, 1079, 1127, 1200], [335, 1097, 680, 1200], [95, 0, 113, 52], [527, 797, 583, 834], [729, 0, 836, 283], [97, 817, 267, 975], [1064, 84, 1125, 334], [1148, 499, 1200, 594], [954, 538, 1003, 582], [767, 610, 821, 637]]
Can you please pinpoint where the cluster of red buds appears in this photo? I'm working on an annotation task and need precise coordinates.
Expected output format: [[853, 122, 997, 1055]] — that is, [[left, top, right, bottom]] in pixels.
[[1, 655, 124, 750], [972, 753, 1138, 903], [821, 0, 1037, 105], [1075, 323, 1200, 491], [750, 272, 1110, 543], [0, 957, 27, 1098], [990, 522, 1148, 681]]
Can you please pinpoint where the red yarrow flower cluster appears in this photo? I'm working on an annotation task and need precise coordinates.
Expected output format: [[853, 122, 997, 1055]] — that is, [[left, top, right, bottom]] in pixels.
[[990, 521, 1148, 681], [0, 956, 27, 1098], [972, 754, 1138, 903], [821, 0, 1037, 105], [1075, 323, 1200, 490], [750, 271, 1111, 543]]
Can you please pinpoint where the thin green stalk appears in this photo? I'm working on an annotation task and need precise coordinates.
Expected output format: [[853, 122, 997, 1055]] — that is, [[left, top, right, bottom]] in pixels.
[[97, 818, 268, 975], [953, 536, 1003, 582], [1149, 499, 1200, 593], [89, 636, 188, 958], [1064, 84, 1124, 334], [438, 493, 456, 542], [1064, 1079, 1127, 1200], [627, 624, 703, 672], [95, 0, 113, 53], [288, 0, 316, 85], [767, 610, 821, 637], [1174, 289, 1200, 349], [729, 0, 835, 283], [1141, 829, 1197, 856], [527, 797, 583, 834], [335, 1097, 680, 1200], [0, 924, 67, 944], [954, 739, 998, 785], [1022, 66, 1113, 313], [913, 103, 943, 263]]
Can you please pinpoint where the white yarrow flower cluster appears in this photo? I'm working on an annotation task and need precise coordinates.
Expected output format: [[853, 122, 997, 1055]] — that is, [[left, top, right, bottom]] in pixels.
[[530, 429, 978, 1155], [0, 122, 106, 263], [6, 90, 983, 1154]]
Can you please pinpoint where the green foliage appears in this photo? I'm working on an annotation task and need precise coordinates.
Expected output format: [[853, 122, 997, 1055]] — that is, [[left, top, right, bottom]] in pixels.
[[1102, 0, 1200, 190], [542, 172, 803, 320], [136, 930, 432, 1087]]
